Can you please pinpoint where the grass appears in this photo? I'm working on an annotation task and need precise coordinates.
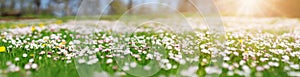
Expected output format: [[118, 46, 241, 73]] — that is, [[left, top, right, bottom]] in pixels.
[[0, 28, 298, 77]]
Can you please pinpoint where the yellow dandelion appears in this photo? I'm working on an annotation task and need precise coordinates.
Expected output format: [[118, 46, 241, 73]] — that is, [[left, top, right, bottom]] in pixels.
[[60, 41, 66, 45], [55, 46, 61, 48], [19, 24, 25, 27], [13, 25, 18, 28], [56, 20, 63, 24], [0, 46, 6, 52], [239, 39, 243, 43], [39, 23, 45, 28], [30, 54, 35, 57], [42, 44, 46, 47], [31, 26, 36, 31]]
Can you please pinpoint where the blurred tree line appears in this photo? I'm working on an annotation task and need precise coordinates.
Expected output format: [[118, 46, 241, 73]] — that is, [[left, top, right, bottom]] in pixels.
[[1, 0, 300, 17], [0, 0, 202, 17], [0, 0, 81, 17]]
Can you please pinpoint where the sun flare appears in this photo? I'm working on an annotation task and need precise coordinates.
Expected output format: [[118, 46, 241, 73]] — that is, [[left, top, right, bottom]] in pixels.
[[236, 0, 263, 16]]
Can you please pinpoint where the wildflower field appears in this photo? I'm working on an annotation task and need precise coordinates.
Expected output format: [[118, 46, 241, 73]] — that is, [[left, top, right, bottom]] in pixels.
[[0, 17, 300, 77]]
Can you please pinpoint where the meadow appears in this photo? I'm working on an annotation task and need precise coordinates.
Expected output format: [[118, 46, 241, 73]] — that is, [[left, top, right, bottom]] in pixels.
[[0, 17, 300, 77]]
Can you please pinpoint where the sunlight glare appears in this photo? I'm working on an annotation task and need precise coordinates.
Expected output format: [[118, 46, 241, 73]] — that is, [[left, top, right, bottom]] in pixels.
[[236, 0, 263, 16]]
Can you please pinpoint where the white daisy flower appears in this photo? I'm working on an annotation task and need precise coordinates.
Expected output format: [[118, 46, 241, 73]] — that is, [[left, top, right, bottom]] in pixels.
[[146, 54, 153, 60], [239, 60, 246, 65], [78, 58, 86, 64], [282, 55, 290, 61], [14, 57, 20, 61], [268, 62, 279, 67], [223, 56, 230, 61], [24, 64, 31, 70], [144, 65, 151, 70], [122, 65, 130, 71], [31, 63, 38, 69], [290, 64, 300, 70], [222, 63, 229, 68], [106, 59, 113, 64], [256, 66, 264, 71], [130, 62, 137, 68], [29, 58, 34, 63], [23, 54, 28, 57], [165, 63, 172, 70]]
